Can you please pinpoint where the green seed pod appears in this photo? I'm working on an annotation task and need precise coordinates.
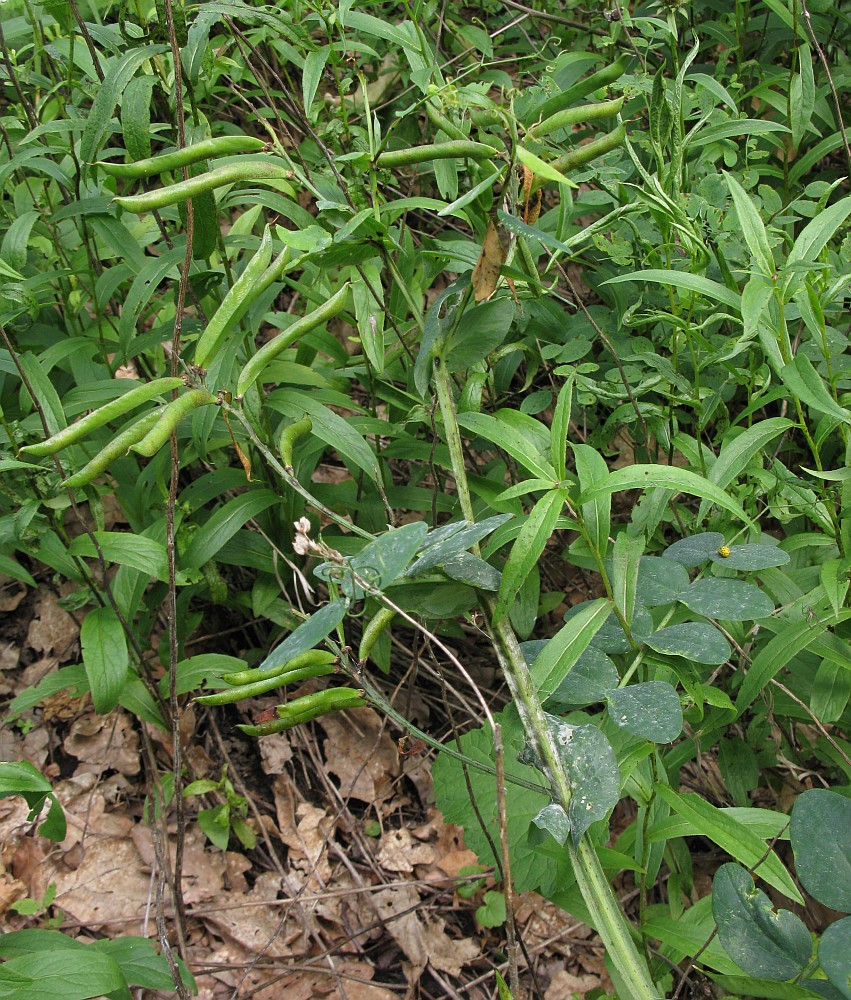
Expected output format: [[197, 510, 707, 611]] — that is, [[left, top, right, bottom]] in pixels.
[[526, 97, 624, 141], [235, 687, 366, 733], [221, 648, 337, 687], [97, 135, 266, 179], [374, 141, 497, 170], [525, 57, 628, 127], [178, 161, 219, 261], [279, 416, 313, 469], [194, 660, 337, 705], [61, 409, 162, 488], [358, 606, 396, 664], [130, 389, 218, 457], [194, 226, 275, 366], [114, 162, 290, 214], [531, 123, 626, 194], [424, 102, 468, 143], [237, 282, 351, 395], [21, 377, 184, 457]]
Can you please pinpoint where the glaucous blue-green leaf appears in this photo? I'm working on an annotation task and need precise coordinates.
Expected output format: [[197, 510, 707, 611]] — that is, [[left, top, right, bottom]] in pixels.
[[663, 532, 725, 567], [710, 543, 791, 571], [634, 556, 691, 606], [606, 682, 683, 743], [546, 716, 620, 843], [564, 603, 653, 654], [644, 622, 732, 665], [257, 600, 347, 674], [819, 917, 851, 1000], [315, 521, 427, 597], [791, 789, 851, 912], [441, 551, 501, 590], [530, 803, 570, 847], [544, 646, 619, 710], [406, 514, 511, 576], [712, 863, 812, 981], [680, 578, 775, 620]]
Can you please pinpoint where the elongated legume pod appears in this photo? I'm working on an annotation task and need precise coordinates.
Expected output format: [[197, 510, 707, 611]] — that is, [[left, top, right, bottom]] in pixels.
[[236, 687, 366, 735], [97, 136, 266, 179], [236, 282, 351, 395], [525, 57, 627, 127], [21, 377, 184, 456], [222, 648, 337, 687], [425, 102, 468, 143], [194, 226, 275, 365], [375, 141, 497, 169], [358, 606, 396, 663], [531, 123, 626, 194], [61, 409, 162, 488], [279, 416, 313, 469], [527, 97, 624, 141], [114, 162, 290, 213], [194, 660, 337, 705], [130, 389, 218, 457]]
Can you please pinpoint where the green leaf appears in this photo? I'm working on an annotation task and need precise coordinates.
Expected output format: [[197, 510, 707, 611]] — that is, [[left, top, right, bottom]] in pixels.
[[531, 803, 570, 846], [550, 376, 574, 481], [495, 489, 566, 624], [607, 682, 683, 743], [407, 515, 511, 575], [819, 917, 851, 1000], [476, 889, 507, 928], [786, 196, 851, 286], [707, 976, 825, 999], [573, 443, 611, 558], [458, 410, 557, 481], [610, 532, 644, 625], [198, 803, 231, 851], [680, 578, 775, 621], [577, 465, 754, 527], [257, 599, 348, 674], [442, 551, 502, 590], [531, 598, 611, 701], [654, 786, 804, 903], [80, 46, 169, 165], [302, 46, 329, 122], [700, 417, 794, 520], [0, 762, 66, 842], [789, 44, 815, 150], [644, 622, 732, 664], [81, 607, 129, 714], [315, 521, 428, 598], [781, 354, 851, 425], [689, 118, 791, 147], [0, 948, 126, 1000], [635, 556, 691, 606], [712, 863, 812, 981], [93, 937, 195, 992], [603, 270, 741, 311], [69, 531, 168, 581], [183, 490, 279, 568], [664, 532, 725, 567], [790, 789, 851, 913], [725, 172, 775, 277], [445, 298, 515, 372]]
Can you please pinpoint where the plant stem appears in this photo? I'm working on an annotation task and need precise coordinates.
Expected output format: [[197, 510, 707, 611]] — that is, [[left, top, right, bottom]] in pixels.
[[432, 356, 658, 999]]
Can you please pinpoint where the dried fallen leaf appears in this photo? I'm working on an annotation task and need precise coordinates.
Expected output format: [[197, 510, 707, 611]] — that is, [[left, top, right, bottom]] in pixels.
[[318, 708, 399, 805], [471, 219, 508, 302], [25, 593, 78, 659]]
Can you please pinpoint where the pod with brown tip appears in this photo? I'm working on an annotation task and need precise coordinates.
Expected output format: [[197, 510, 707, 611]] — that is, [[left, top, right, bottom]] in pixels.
[[96, 135, 266, 179], [358, 606, 396, 664], [236, 283, 351, 395], [130, 389, 218, 457], [374, 141, 497, 170], [114, 162, 290, 213], [20, 377, 184, 457], [61, 409, 162, 488], [526, 97, 624, 141], [531, 123, 626, 194], [221, 648, 337, 687], [194, 226, 275, 366], [194, 661, 337, 705], [524, 57, 628, 127], [279, 416, 313, 469]]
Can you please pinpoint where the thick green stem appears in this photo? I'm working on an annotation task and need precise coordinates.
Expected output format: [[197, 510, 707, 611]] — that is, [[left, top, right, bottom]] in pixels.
[[432, 357, 657, 999]]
